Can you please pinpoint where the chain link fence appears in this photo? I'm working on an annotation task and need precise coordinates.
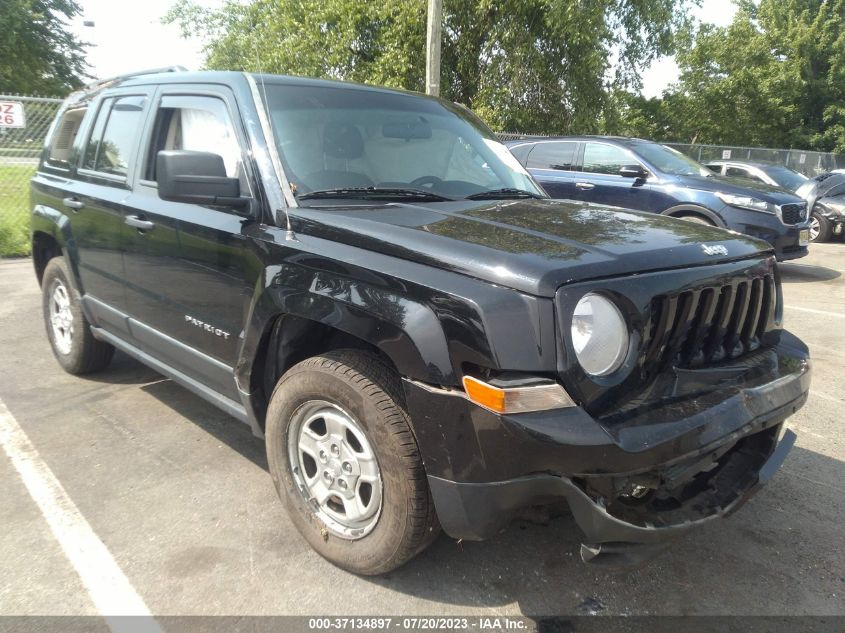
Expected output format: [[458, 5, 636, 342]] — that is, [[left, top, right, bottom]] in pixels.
[[0, 94, 62, 257], [664, 143, 845, 178]]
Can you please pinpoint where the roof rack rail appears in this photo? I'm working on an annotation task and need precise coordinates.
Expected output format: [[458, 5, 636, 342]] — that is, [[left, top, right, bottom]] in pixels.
[[83, 65, 187, 91]]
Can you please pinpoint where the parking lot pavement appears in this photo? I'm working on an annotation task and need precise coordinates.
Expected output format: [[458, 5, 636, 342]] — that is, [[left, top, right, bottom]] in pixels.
[[0, 248, 843, 619]]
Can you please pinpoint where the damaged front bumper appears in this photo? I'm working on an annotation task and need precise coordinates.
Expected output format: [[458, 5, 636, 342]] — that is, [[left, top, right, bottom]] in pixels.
[[403, 331, 810, 563]]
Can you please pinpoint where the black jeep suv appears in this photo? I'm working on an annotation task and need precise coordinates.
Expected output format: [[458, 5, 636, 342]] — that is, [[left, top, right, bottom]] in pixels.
[[31, 70, 810, 574]]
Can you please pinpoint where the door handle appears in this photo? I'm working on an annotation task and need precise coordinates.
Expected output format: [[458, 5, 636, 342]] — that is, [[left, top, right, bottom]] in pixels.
[[125, 215, 155, 231], [62, 197, 84, 210], [575, 182, 595, 190]]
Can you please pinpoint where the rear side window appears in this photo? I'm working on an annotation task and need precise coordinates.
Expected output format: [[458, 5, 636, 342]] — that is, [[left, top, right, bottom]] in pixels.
[[526, 142, 577, 170], [582, 143, 636, 175], [46, 107, 87, 169], [82, 95, 146, 177]]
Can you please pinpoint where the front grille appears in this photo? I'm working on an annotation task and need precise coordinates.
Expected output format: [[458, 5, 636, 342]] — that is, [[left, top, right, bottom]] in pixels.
[[780, 202, 806, 225], [643, 273, 776, 370]]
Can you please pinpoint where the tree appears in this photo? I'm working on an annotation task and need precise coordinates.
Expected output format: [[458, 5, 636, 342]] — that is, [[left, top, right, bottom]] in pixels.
[[164, 0, 692, 134], [0, 0, 89, 96], [621, 0, 845, 151]]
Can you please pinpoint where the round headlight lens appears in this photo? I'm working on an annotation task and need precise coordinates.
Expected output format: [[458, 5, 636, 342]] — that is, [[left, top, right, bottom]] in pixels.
[[571, 293, 629, 376]]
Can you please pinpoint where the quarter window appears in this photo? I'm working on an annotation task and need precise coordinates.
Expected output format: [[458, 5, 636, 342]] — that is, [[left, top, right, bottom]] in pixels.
[[46, 107, 87, 169], [582, 143, 636, 176], [526, 142, 577, 171], [82, 95, 146, 176]]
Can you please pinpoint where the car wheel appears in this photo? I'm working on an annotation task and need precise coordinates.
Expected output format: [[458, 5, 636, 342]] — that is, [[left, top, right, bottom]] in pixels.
[[266, 350, 440, 575], [809, 213, 832, 242], [677, 213, 715, 226], [41, 257, 115, 374]]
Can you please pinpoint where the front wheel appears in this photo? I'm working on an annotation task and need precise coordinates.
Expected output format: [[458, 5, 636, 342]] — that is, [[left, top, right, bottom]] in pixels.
[[41, 257, 114, 374], [266, 350, 439, 575], [809, 212, 832, 242]]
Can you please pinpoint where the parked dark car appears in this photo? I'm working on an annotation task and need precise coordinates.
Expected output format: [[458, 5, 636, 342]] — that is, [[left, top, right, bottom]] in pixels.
[[30, 71, 809, 574], [507, 137, 810, 261], [795, 173, 845, 242], [704, 160, 808, 193]]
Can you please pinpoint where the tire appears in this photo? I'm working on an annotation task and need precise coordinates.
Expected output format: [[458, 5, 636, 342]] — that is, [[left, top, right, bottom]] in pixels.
[[810, 212, 832, 242], [41, 257, 115, 374], [266, 350, 440, 575], [677, 213, 715, 226]]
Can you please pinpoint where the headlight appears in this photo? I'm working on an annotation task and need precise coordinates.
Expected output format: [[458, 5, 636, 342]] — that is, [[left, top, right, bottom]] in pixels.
[[571, 293, 629, 376], [715, 191, 776, 213]]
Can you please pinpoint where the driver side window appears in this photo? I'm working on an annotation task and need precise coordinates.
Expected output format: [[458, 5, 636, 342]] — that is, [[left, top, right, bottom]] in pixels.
[[145, 95, 250, 196], [582, 143, 637, 176]]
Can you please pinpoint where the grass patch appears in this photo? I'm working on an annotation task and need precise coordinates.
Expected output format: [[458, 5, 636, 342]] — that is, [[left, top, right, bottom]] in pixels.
[[0, 164, 35, 257]]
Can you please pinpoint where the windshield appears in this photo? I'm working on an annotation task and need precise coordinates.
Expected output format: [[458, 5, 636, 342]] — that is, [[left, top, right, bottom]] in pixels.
[[764, 166, 807, 192], [634, 143, 712, 177], [258, 82, 544, 202]]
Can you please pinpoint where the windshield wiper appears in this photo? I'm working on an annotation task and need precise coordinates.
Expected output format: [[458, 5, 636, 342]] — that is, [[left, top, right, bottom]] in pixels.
[[297, 187, 453, 202], [465, 187, 544, 200]]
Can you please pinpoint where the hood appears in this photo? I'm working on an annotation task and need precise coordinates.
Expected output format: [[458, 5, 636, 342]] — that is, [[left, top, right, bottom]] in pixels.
[[291, 199, 772, 297], [674, 174, 801, 203]]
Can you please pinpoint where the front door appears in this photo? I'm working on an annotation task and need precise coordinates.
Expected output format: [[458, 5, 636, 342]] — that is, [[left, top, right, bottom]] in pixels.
[[121, 86, 262, 397], [571, 142, 650, 211]]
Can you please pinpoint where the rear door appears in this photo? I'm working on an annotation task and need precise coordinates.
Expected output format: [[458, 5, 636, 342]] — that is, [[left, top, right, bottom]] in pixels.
[[121, 84, 262, 397], [71, 91, 151, 325], [570, 141, 650, 210], [523, 141, 580, 199]]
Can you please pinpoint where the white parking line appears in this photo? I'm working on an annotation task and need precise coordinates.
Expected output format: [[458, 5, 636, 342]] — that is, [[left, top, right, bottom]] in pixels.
[[0, 397, 161, 632], [785, 305, 845, 319]]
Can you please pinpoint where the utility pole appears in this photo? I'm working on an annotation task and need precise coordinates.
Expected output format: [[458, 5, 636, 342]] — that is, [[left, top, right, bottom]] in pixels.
[[426, 0, 442, 97]]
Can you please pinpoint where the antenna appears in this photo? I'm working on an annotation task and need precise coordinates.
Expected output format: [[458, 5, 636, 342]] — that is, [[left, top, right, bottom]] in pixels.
[[252, 39, 297, 241]]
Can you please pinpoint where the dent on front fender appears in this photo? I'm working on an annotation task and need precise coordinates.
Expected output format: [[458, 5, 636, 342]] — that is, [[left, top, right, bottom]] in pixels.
[[235, 234, 559, 404]]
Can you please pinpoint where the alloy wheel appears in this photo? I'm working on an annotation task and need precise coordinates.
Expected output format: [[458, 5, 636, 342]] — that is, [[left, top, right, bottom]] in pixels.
[[49, 280, 74, 355], [809, 216, 821, 241]]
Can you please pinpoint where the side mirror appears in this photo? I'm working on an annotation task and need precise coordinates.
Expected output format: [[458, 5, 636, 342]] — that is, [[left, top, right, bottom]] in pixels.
[[619, 164, 648, 179], [156, 150, 249, 210]]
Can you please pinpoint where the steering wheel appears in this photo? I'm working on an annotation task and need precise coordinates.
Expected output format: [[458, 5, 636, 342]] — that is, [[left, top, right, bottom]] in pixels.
[[410, 175, 443, 189]]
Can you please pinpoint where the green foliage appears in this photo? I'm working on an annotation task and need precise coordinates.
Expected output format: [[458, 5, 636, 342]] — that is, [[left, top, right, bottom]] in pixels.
[[164, 0, 691, 135], [0, 0, 90, 96], [620, 0, 845, 151], [0, 165, 35, 257]]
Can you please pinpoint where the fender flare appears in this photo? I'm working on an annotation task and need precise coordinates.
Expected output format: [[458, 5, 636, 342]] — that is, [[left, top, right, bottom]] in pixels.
[[235, 263, 457, 402], [660, 204, 725, 227], [31, 204, 82, 289]]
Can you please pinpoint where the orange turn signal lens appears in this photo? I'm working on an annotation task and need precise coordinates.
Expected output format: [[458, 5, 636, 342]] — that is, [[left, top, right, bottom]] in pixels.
[[461, 375, 574, 414]]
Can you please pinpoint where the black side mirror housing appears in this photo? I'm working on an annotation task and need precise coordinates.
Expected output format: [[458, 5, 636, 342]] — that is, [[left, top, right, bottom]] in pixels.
[[619, 164, 648, 179], [156, 150, 249, 210]]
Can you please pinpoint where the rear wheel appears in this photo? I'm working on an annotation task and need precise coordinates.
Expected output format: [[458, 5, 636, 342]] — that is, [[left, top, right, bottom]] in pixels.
[[266, 350, 439, 575], [41, 257, 114, 374], [809, 212, 832, 242]]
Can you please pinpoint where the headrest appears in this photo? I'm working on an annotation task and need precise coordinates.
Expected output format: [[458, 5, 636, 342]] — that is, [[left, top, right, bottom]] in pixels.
[[323, 122, 364, 159]]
